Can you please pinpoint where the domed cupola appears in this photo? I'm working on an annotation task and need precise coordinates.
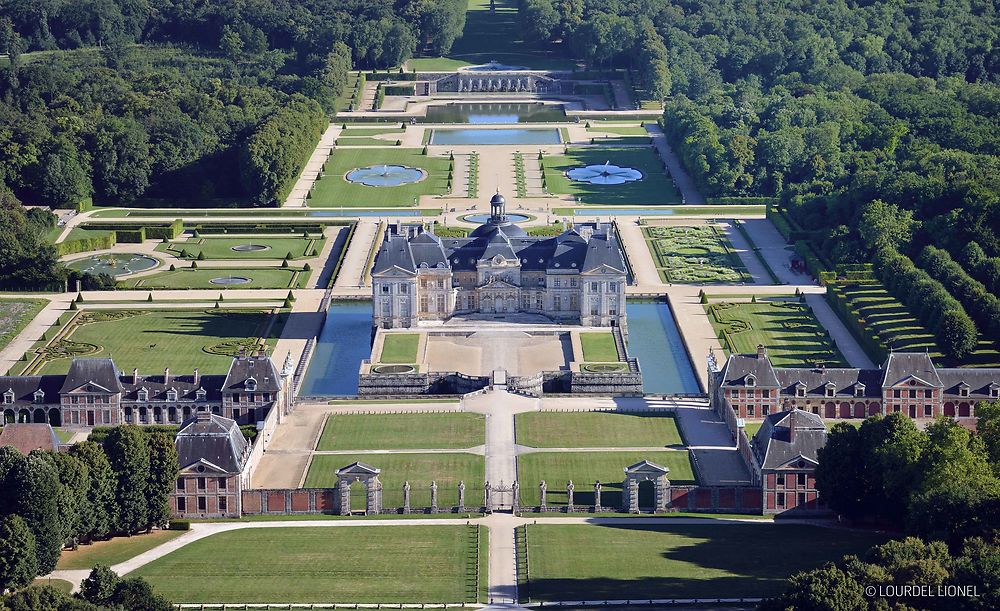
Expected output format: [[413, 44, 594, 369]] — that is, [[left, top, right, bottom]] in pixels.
[[469, 191, 527, 238]]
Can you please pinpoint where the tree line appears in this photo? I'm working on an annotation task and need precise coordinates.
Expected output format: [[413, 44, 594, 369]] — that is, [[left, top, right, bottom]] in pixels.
[[1, 564, 170, 611], [0, 427, 178, 594]]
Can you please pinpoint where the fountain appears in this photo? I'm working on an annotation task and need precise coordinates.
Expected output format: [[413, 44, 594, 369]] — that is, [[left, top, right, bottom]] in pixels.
[[210, 275, 252, 286], [345, 165, 426, 187], [231, 244, 271, 252], [566, 161, 644, 185], [68, 254, 159, 277]]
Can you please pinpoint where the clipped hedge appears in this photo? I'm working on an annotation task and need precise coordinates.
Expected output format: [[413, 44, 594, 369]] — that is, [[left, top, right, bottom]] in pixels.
[[56, 234, 117, 256], [384, 84, 415, 96], [825, 283, 890, 364], [193, 223, 327, 235], [706, 196, 778, 205], [168, 520, 191, 531], [115, 229, 145, 243], [146, 219, 184, 240]]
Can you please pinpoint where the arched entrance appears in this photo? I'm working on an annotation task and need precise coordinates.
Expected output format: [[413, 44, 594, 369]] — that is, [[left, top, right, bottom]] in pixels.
[[336, 462, 382, 515], [17, 409, 30, 423], [32, 408, 46, 423], [3, 409, 14, 424], [944, 402, 955, 417], [47, 410, 61, 427], [824, 402, 835, 418], [621, 460, 670, 513], [853, 402, 865, 418]]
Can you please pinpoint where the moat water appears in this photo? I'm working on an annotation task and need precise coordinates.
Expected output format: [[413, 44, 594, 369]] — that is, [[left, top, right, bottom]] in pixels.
[[298, 301, 372, 396], [421, 102, 566, 124], [626, 300, 701, 395]]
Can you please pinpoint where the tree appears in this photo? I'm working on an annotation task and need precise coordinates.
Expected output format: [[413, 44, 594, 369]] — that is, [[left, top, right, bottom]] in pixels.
[[977, 400, 1000, 473], [92, 116, 152, 202], [5, 453, 63, 573], [102, 426, 150, 534], [858, 200, 917, 254], [759, 563, 867, 611], [80, 564, 121, 606], [0, 515, 37, 592], [145, 432, 178, 530], [815, 423, 865, 520], [68, 441, 117, 540], [38, 141, 92, 207], [36, 450, 90, 546], [111, 576, 173, 611]]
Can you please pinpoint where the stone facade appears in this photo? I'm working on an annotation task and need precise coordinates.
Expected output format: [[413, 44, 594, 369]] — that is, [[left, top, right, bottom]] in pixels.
[[372, 192, 628, 330]]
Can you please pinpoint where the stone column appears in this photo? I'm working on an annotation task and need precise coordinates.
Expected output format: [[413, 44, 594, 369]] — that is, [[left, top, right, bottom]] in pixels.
[[627, 479, 639, 514], [430, 480, 438, 514], [566, 480, 575, 512], [594, 481, 602, 512], [512, 481, 520, 514], [402, 481, 411, 514], [484, 481, 492, 513], [458, 480, 466, 512], [539, 480, 547, 511], [366, 476, 379, 515], [339, 479, 351, 516]]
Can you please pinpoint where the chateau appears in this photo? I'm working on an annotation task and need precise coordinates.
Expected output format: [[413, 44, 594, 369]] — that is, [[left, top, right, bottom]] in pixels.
[[371, 192, 628, 329], [711, 347, 1000, 421], [0, 352, 290, 429]]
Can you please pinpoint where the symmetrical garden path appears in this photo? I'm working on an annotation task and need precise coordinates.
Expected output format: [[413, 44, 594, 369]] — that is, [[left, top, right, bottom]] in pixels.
[[284, 123, 340, 208], [333, 220, 380, 288], [645, 123, 705, 205]]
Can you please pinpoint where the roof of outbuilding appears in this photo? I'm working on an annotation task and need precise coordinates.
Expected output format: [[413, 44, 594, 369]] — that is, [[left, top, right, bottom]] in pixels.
[[0, 376, 64, 406], [750, 409, 827, 470], [221, 356, 280, 393], [882, 353, 942, 388], [60, 359, 124, 394], [937, 368, 1000, 397], [175, 413, 248, 474], [774, 368, 883, 398], [720, 353, 780, 387], [0, 423, 60, 454]]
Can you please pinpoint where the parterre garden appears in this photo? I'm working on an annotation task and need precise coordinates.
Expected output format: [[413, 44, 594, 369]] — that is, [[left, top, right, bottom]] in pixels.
[[155, 235, 325, 260], [520, 523, 890, 602], [14, 309, 286, 376], [135, 525, 487, 604], [0, 299, 47, 352], [643, 225, 751, 284], [541, 147, 680, 205], [127, 267, 309, 290], [707, 298, 847, 367], [309, 148, 452, 208]]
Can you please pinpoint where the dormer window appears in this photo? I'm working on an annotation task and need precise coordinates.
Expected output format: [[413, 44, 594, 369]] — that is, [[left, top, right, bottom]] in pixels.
[[958, 383, 970, 398], [33, 389, 45, 404], [825, 383, 836, 398], [2, 390, 13, 404], [137, 388, 149, 402], [795, 383, 806, 398], [855, 384, 866, 398], [196, 388, 207, 401], [745, 374, 756, 387], [991, 383, 1000, 399], [245, 378, 257, 392], [166, 389, 178, 402]]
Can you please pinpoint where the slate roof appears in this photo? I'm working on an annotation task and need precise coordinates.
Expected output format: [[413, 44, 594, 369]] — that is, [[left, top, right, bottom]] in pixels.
[[720, 353, 780, 387], [175, 413, 248, 474], [937, 369, 1000, 398], [774, 368, 883, 398], [120, 373, 225, 402], [60, 358, 124, 394], [0, 423, 60, 454], [222, 356, 280, 393], [751, 409, 827, 470], [882, 353, 942, 388], [0, 376, 64, 406]]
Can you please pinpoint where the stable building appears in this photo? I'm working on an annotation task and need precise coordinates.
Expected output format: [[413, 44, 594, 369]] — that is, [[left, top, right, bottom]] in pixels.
[[372, 192, 628, 330]]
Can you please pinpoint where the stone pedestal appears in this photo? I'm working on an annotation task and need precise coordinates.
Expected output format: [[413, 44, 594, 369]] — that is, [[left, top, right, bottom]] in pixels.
[[430, 480, 438, 514], [402, 481, 411, 514], [566, 480, 575, 512]]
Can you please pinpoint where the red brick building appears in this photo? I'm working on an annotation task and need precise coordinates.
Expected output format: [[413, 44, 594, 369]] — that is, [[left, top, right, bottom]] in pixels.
[[171, 412, 250, 519], [746, 409, 827, 514]]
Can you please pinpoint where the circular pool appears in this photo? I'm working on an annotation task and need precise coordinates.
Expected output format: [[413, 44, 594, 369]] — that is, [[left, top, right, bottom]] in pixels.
[[373, 364, 415, 374], [231, 244, 271, 252], [67, 254, 159, 277], [462, 213, 531, 224], [345, 165, 426, 187], [567, 162, 643, 185], [210, 276, 252, 286]]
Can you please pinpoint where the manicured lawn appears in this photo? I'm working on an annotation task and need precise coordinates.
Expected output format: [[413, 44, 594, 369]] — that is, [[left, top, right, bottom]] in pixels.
[[407, 57, 474, 71], [135, 526, 482, 603], [517, 451, 696, 507], [335, 137, 401, 147], [63, 227, 114, 244], [31, 579, 74, 594], [305, 453, 484, 509], [33, 309, 286, 375], [579, 332, 619, 362], [551, 205, 766, 217], [340, 126, 405, 137], [643, 225, 751, 284], [156, 236, 324, 260], [128, 267, 307, 289], [380, 333, 420, 363], [316, 413, 485, 450], [309, 148, 451, 208], [524, 523, 890, 601], [0, 298, 47, 352], [585, 125, 649, 136], [515, 412, 683, 448], [542, 148, 680, 206], [57, 529, 185, 570], [707, 299, 847, 367]]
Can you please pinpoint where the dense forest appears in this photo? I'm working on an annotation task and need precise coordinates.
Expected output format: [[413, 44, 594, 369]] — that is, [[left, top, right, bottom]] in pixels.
[[0, 0, 467, 209], [519, 0, 1000, 257]]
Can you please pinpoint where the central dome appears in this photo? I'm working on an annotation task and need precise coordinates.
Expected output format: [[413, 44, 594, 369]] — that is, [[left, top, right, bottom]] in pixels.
[[470, 191, 527, 238]]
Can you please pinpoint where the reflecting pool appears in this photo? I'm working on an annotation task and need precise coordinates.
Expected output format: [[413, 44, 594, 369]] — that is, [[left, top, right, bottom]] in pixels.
[[626, 300, 701, 395], [298, 301, 373, 396], [421, 103, 566, 124], [345, 165, 426, 187], [67, 254, 159, 277], [430, 128, 561, 146]]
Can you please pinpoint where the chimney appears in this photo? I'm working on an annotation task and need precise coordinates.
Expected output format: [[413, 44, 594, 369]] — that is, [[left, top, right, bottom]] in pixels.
[[193, 368, 200, 386], [757, 344, 766, 360], [788, 412, 796, 443], [164, 368, 170, 384], [132, 368, 138, 384], [195, 409, 212, 422]]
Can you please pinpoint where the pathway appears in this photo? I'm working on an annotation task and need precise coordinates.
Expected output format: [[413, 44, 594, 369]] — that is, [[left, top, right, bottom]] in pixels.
[[739, 219, 806, 285], [721, 221, 771, 285], [805, 294, 876, 368], [284, 123, 340, 208], [645, 123, 705, 205], [333, 221, 379, 288]]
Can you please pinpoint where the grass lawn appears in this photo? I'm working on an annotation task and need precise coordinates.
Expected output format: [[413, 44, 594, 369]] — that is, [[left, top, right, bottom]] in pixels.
[[551, 205, 766, 217], [707, 299, 847, 367], [515, 412, 683, 448], [316, 413, 485, 450], [33, 309, 285, 375], [517, 451, 696, 507], [585, 125, 649, 136], [335, 137, 401, 147], [128, 267, 307, 289], [63, 227, 114, 244], [135, 526, 482, 603], [524, 523, 890, 601], [643, 225, 751, 284], [57, 529, 185, 570], [579, 332, 619, 362], [379, 333, 420, 363], [31, 579, 74, 594], [156, 235, 324, 260], [305, 453, 484, 509], [0, 298, 47, 352], [340, 126, 405, 136], [542, 148, 680, 206], [309, 148, 451, 208]]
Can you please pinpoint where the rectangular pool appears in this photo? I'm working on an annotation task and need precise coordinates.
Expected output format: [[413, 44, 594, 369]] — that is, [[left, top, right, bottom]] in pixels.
[[429, 128, 562, 146], [626, 300, 701, 395]]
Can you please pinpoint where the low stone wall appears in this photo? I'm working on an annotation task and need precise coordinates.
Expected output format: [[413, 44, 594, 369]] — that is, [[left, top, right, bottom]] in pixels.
[[569, 370, 644, 395], [359, 370, 491, 396]]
